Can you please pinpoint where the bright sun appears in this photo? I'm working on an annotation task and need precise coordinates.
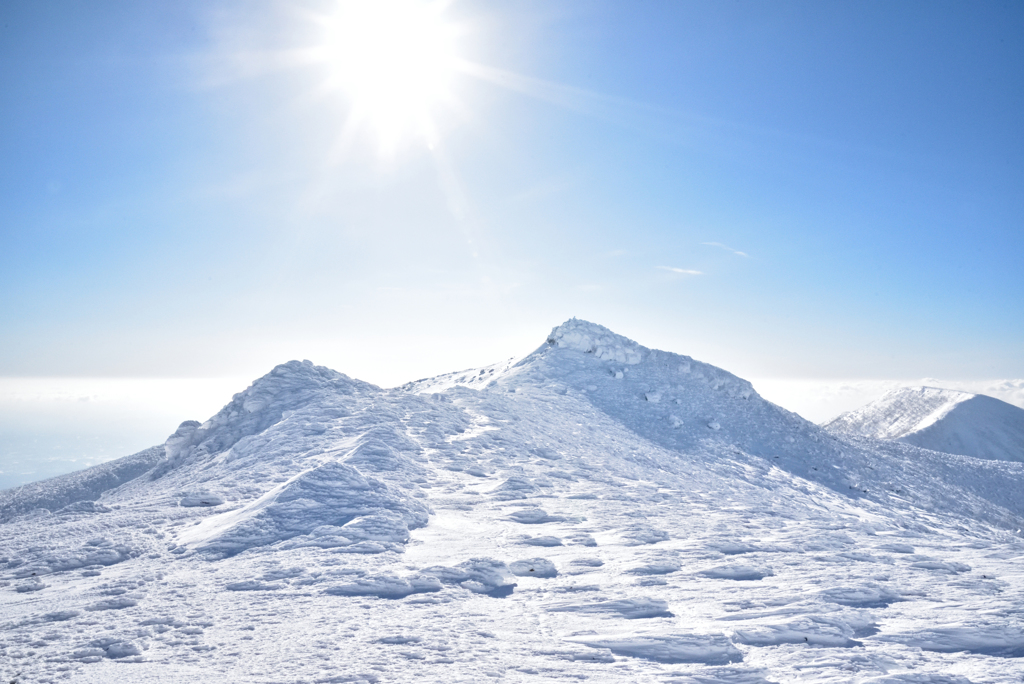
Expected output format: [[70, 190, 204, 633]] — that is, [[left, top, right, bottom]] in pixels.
[[316, 0, 459, 154]]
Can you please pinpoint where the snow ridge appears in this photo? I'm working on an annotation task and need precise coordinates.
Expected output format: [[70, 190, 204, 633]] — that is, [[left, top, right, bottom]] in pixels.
[[0, 445, 164, 523], [826, 386, 1024, 462], [826, 386, 974, 439]]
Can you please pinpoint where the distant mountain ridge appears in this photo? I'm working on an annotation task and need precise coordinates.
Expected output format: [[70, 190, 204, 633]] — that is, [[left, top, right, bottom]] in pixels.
[[825, 386, 1024, 463]]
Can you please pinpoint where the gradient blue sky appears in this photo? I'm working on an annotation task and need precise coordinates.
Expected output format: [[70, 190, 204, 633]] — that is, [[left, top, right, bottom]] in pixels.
[[2, 0, 1022, 389]]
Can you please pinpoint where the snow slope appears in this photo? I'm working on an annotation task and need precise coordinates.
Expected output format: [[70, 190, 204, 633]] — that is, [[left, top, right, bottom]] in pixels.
[[825, 386, 1024, 463], [2, 320, 1023, 683]]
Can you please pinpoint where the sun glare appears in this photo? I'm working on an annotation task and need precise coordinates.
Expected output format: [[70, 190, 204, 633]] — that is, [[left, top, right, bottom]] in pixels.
[[318, 0, 459, 153]]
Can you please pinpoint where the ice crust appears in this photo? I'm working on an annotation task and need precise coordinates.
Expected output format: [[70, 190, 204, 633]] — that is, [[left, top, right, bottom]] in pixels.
[[2, 320, 1024, 683]]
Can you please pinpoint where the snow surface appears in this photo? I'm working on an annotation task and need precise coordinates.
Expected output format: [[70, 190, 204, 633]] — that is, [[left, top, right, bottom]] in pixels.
[[825, 386, 1024, 463], [2, 319, 1024, 683]]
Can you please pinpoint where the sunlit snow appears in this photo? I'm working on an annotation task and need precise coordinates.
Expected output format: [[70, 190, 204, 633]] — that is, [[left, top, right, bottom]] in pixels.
[[2, 319, 1023, 682]]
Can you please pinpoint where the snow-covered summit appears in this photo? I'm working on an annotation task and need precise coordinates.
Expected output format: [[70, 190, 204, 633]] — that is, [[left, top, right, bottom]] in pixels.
[[825, 386, 1024, 462], [222, 359, 377, 419], [408, 319, 826, 471], [155, 360, 378, 476], [402, 319, 649, 393], [545, 318, 646, 365], [826, 386, 974, 440]]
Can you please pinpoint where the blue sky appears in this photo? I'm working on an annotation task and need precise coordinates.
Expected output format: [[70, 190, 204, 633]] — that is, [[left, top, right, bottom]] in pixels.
[[2, 0, 1022, 391]]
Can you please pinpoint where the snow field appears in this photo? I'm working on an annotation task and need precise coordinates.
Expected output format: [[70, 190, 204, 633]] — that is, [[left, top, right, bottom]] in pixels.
[[1, 320, 1023, 682]]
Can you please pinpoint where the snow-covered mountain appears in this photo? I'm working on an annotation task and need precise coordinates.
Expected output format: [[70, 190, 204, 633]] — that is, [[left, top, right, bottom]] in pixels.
[[3, 319, 1023, 683], [825, 386, 1024, 463]]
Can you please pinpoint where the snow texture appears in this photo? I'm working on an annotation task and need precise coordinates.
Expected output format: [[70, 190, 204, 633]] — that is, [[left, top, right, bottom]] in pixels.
[[2, 320, 1024, 683]]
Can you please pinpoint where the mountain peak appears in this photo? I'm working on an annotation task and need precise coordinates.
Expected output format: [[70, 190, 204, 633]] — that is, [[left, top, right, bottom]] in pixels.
[[212, 359, 381, 425], [826, 385, 1024, 462], [545, 318, 645, 365], [826, 386, 977, 440], [153, 360, 379, 478]]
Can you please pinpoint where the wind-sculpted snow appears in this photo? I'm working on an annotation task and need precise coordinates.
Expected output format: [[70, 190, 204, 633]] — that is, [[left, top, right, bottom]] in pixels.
[[565, 633, 743, 665], [179, 460, 429, 557], [324, 573, 443, 599], [419, 557, 519, 596], [548, 597, 673, 619], [2, 319, 1024, 683], [827, 386, 1024, 463], [546, 318, 646, 365]]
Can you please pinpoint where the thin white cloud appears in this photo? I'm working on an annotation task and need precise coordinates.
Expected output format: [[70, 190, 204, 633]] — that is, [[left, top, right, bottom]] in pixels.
[[702, 242, 749, 258], [658, 266, 703, 275]]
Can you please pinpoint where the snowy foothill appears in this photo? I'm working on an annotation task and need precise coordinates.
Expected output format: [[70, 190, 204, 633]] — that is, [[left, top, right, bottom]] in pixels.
[[2, 319, 1023, 682]]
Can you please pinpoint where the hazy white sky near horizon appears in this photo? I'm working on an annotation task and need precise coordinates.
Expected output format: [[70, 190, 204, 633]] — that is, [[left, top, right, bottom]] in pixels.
[[1, 1, 1022, 487]]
